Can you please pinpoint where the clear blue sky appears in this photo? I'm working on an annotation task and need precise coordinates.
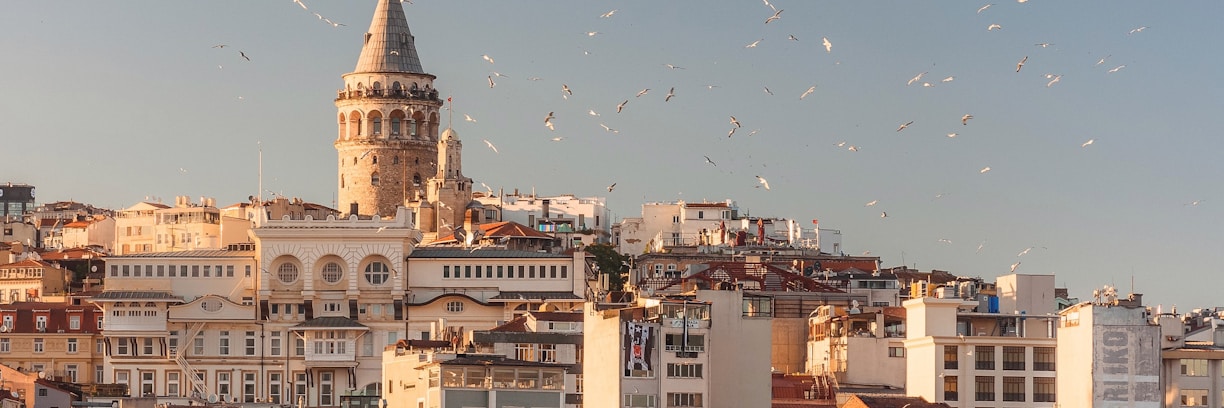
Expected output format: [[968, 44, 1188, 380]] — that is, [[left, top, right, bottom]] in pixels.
[[2, 1, 1221, 308]]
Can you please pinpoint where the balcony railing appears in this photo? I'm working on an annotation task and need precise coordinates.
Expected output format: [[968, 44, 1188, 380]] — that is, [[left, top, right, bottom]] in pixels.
[[336, 88, 441, 102]]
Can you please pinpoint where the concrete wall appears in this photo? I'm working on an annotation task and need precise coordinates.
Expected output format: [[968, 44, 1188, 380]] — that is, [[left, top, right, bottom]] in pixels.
[[698, 290, 771, 408], [771, 317, 807, 374]]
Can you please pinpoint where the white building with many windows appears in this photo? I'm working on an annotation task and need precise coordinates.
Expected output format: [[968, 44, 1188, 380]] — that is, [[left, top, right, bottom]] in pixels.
[[475, 193, 612, 249]]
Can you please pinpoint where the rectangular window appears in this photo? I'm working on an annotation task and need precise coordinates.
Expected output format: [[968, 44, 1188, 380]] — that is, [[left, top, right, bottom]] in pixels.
[[134, 265, 142, 276], [295, 337, 305, 356], [70, 315, 81, 329], [475, 265, 482, 278], [888, 346, 905, 357], [203, 265, 211, 277], [193, 337, 204, 355], [497, 265, 504, 278], [550, 265, 557, 278], [944, 375, 958, 401], [464, 265, 471, 278], [270, 331, 282, 356], [268, 372, 282, 404], [243, 372, 257, 403], [294, 372, 307, 402], [164, 371, 180, 397], [1181, 390, 1209, 406], [96, 366, 105, 384], [362, 332, 374, 357], [515, 343, 535, 361], [665, 334, 705, 352], [538, 343, 557, 363], [116, 371, 130, 386], [144, 338, 154, 355], [68, 338, 79, 353], [624, 394, 657, 407], [122, 265, 130, 276], [33, 338, 44, 353], [666, 363, 703, 378], [0, 338, 9, 352], [1002, 346, 1025, 370], [529, 265, 536, 278], [192, 265, 199, 277], [217, 372, 231, 400], [97, 339, 105, 353], [319, 371, 334, 406], [518, 265, 525, 278], [1182, 359, 1209, 376], [975, 346, 995, 370], [245, 265, 251, 277], [227, 265, 235, 277], [219, 331, 230, 355], [245, 331, 256, 356], [561, 265, 568, 278], [141, 371, 155, 397], [443, 265, 450, 278], [117, 337, 129, 355], [156, 265, 165, 277], [667, 393, 702, 407], [486, 265, 492, 279], [975, 376, 995, 402], [1034, 347, 1055, 371], [1033, 377, 1055, 402], [940, 345, 959, 367], [66, 364, 79, 382], [1002, 376, 1025, 402]]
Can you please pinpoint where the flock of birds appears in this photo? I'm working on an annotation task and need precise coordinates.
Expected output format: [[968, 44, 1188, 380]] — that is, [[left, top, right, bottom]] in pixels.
[[193, 1, 1186, 277]]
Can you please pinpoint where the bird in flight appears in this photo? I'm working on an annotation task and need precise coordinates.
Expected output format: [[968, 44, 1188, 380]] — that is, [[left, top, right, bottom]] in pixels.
[[1010, 261, 1021, 273], [636, 88, 650, 98], [976, 240, 987, 253], [880, 211, 888, 218], [763, 86, 773, 95], [865, 200, 878, 207], [600, 9, 617, 18], [1046, 74, 1062, 87], [665, 87, 676, 102], [1035, 43, 1054, 48], [938, 238, 953, 244], [616, 100, 628, 113], [727, 127, 737, 138], [1016, 56, 1028, 72], [822, 37, 832, 53], [977, 3, 994, 13], [488, 76, 499, 88], [212, 44, 227, 49], [847, 145, 859, 152], [704, 156, 717, 166], [544, 112, 555, 130], [607, 183, 617, 192], [464, 114, 477, 123], [941, 76, 955, 83], [179, 167, 188, 174], [896, 121, 914, 132], [763, 0, 777, 11], [1017, 247, 1033, 257], [755, 176, 771, 190], [1128, 26, 1148, 35], [491, 71, 509, 78], [482, 54, 495, 64], [1107, 65, 1126, 73], [562, 84, 573, 96], [550, 136, 564, 142], [788, 34, 799, 41], [980, 166, 992, 174], [1185, 200, 1206, 207], [947, 133, 958, 138], [988, 23, 1002, 31], [1081, 138, 1095, 148], [730, 116, 742, 128], [586, 31, 601, 37], [1096, 55, 1112, 66], [765, 9, 783, 24], [664, 64, 685, 70], [239, 51, 251, 61], [907, 72, 927, 86], [747, 129, 760, 137], [800, 86, 817, 100], [745, 39, 764, 48], [600, 123, 619, 133], [961, 114, 974, 125], [482, 139, 499, 154], [588, 109, 600, 117]]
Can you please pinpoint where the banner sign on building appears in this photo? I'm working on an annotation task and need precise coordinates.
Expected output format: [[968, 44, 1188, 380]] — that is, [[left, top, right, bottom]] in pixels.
[[624, 321, 654, 376]]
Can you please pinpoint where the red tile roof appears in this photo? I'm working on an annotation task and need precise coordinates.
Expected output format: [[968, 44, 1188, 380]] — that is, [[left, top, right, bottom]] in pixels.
[[0, 302, 102, 334], [844, 395, 951, 408], [487, 316, 529, 332], [428, 221, 553, 244], [0, 259, 55, 269]]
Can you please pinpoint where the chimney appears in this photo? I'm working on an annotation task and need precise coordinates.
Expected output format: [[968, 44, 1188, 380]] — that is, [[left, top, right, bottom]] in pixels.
[[542, 199, 551, 219]]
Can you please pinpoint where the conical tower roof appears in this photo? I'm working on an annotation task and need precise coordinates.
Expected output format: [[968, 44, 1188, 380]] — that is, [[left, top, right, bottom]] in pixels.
[[353, 0, 425, 74]]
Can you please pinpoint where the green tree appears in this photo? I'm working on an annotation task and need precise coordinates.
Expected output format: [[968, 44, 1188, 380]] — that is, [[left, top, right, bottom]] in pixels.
[[586, 243, 628, 291]]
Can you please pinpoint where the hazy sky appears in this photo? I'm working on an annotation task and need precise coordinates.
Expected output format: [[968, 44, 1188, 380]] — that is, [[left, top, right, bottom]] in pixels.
[[2, 1, 1221, 308]]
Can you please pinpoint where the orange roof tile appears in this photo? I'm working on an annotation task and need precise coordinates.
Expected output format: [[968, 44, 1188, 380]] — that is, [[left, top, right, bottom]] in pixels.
[[428, 221, 553, 244]]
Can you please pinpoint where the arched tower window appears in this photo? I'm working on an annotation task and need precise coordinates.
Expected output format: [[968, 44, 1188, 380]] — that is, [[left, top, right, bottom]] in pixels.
[[411, 111, 426, 138], [369, 111, 383, 136], [391, 81, 402, 96], [390, 110, 406, 136], [372, 155, 378, 164], [428, 112, 440, 140], [337, 113, 347, 140], [340, 174, 346, 188], [393, 156, 400, 164], [371, 172, 380, 186], [348, 111, 362, 138], [413, 174, 421, 187]]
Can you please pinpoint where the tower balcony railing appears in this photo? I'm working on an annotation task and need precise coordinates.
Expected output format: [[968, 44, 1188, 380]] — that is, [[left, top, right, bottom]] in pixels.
[[336, 88, 441, 102]]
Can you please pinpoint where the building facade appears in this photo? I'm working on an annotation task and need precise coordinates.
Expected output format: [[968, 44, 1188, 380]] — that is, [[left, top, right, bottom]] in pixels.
[[0, 260, 70, 304], [0, 302, 104, 385], [1056, 294, 1160, 408], [0, 184, 35, 222], [473, 311, 585, 407], [475, 193, 612, 248]]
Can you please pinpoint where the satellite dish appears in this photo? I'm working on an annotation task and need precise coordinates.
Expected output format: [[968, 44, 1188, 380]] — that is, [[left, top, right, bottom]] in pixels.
[[0, 325, 9, 332], [91, 265, 98, 272], [38, 371, 47, 379], [11, 391, 19, 399], [207, 394, 219, 404]]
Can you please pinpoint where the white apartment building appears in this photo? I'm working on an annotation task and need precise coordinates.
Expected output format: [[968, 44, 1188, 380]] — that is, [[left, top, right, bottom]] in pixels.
[[59, 216, 115, 252], [1056, 294, 1161, 408], [475, 193, 612, 248], [115, 197, 241, 255], [807, 305, 907, 389], [583, 290, 771, 408], [613, 199, 837, 255], [383, 343, 568, 408], [904, 274, 1060, 408], [473, 311, 585, 407]]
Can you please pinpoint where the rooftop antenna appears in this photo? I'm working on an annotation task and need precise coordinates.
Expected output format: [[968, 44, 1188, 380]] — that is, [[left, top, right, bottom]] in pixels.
[[257, 141, 263, 204], [446, 95, 453, 129]]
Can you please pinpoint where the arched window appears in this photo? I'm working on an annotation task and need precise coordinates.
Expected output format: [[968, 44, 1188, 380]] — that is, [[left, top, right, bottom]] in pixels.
[[393, 156, 400, 164], [277, 263, 298, 283], [364, 262, 390, 285], [321, 262, 343, 284], [372, 155, 378, 164], [371, 172, 380, 186], [413, 174, 421, 187]]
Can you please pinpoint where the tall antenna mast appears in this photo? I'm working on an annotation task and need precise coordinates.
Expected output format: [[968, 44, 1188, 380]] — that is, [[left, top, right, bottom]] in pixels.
[[446, 95, 454, 129]]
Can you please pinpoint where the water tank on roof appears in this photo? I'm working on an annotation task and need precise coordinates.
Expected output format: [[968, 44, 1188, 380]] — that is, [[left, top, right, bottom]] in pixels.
[[988, 296, 1000, 314]]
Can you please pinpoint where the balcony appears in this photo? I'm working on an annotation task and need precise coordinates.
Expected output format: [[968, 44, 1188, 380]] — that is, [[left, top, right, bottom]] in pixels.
[[335, 88, 441, 103]]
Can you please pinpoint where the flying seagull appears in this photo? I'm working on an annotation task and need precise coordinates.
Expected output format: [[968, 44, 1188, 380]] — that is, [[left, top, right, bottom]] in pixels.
[[636, 88, 650, 97], [1128, 26, 1147, 35], [727, 127, 737, 138], [607, 183, 617, 192], [487, 76, 495, 88], [1108, 65, 1126, 73], [765, 9, 783, 24], [896, 121, 914, 132], [616, 100, 628, 113], [482, 139, 499, 154], [865, 200, 878, 207], [880, 211, 888, 218], [907, 72, 927, 86], [562, 84, 573, 95], [239, 51, 251, 61], [464, 114, 477, 123], [800, 86, 816, 100], [600, 9, 617, 18], [980, 166, 992, 174], [763, 86, 773, 95], [482, 54, 494, 64], [665, 87, 676, 102], [745, 39, 764, 48], [961, 114, 974, 125], [755, 176, 771, 190], [988, 23, 1002, 31], [730, 116, 742, 128], [1081, 139, 1095, 148], [664, 64, 685, 70], [1016, 56, 1028, 72], [977, 4, 994, 13], [1010, 261, 1021, 273], [588, 109, 600, 117], [704, 156, 717, 166], [788, 34, 799, 41], [822, 37, 832, 53], [941, 76, 955, 82]]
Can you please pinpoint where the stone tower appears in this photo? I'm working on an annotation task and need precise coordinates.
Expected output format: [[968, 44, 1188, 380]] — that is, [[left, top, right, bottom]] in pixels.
[[414, 127, 474, 241], [335, 0, 443, 217]]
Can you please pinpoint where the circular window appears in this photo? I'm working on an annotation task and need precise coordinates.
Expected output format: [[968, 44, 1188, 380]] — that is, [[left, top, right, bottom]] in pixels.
[[201, 299, 222, 312], [321, 262, 344, 284], [277, 263, 299, 283], [446, 301, 464, 313], [365, 262, 390, 285]]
